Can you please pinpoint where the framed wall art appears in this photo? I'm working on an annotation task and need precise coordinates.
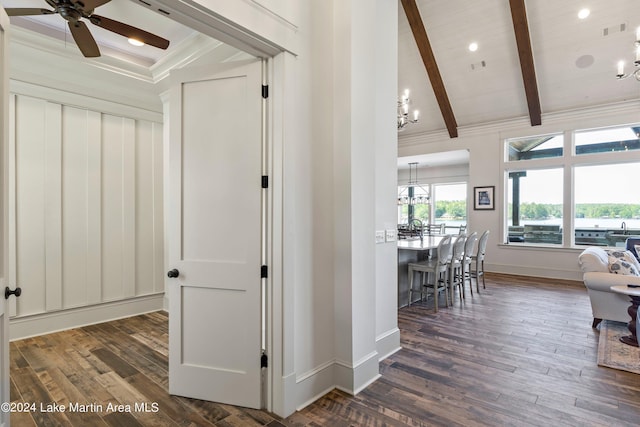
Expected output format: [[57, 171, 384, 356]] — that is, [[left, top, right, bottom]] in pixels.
[[474, 186, 495, 210]]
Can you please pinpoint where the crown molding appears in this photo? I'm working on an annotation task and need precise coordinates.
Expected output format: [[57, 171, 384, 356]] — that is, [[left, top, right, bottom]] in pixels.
[[399, 99, 640, 147], [10, 25, 155, 83], [9, 24, 235, 85], [150, 32, 225, 82]]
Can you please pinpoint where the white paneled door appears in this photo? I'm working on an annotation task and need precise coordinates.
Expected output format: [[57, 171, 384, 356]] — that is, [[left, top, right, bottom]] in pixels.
[[1, 7, 10, 427], [168, 60, 264, 409]]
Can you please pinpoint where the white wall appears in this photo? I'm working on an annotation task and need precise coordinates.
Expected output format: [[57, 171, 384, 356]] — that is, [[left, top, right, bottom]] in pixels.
[[374, 0, 401, 362], [275, 0, 397, 415], [7, 84, 164, 339], [399, 100, 640, 281], [332, 0, 379, 394], [283, 0, 336, 407]]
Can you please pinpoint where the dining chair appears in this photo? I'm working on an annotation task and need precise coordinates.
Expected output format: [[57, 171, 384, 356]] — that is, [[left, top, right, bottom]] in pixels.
[[460, 231, 478, 297], [408, 235, 452, 312], [447, 234, 467, 305], [425, 223, 445, 235], [470, 230, 490, 292]]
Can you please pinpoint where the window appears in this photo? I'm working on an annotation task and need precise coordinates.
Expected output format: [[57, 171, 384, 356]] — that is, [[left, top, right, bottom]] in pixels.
[[397, 182, 467, 235], [574, 163, 640, 246], [506, 133, 563, 161], [506, 169, 563, 244], [504, 124, 640, 247], [433, 183, 467, 234], [575, 126, 640, 156]]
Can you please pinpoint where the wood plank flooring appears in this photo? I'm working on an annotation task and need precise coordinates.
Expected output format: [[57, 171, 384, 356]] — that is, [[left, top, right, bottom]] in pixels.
[[9, 273, 640, 426]]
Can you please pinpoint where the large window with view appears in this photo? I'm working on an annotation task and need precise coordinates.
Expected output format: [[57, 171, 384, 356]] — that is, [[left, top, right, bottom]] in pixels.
[[433, 183, 467, 234], [506, 168, 563, 244], [504, 124, 640, 247], [397, 182, 467, 237]]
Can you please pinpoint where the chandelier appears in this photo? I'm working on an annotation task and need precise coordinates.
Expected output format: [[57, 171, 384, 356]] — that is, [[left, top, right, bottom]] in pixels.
[[397, 162, 429, 205], [615, 27, 640, 81], [397, 89, 419, 131]]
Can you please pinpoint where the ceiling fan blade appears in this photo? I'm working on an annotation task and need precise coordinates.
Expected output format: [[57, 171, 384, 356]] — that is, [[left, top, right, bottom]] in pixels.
[[89, 15, 170, 50], [68, 21, 101, 57], [4, 8, 56, 17], [74, 0, 112, 13]]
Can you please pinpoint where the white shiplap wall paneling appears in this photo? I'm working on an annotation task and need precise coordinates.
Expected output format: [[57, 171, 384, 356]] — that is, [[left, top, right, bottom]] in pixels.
[[11, 93, 163, 320], [44, 102, 62, 312], [62, 106, 92, 309], [15, 95, 47, 316]]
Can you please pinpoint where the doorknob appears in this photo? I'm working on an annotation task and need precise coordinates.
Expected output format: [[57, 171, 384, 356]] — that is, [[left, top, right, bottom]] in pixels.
[[167, 269, 180, 278], [5, 286, 22, 300]]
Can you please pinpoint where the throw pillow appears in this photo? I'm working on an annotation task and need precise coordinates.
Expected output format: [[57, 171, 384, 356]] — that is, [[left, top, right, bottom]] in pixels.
[[619, 249, 640, 272], [606, 249, 640, 276]]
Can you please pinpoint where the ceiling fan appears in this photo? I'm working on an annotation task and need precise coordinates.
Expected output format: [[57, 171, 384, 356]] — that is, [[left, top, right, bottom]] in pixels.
[[4, 0, 170, 57]]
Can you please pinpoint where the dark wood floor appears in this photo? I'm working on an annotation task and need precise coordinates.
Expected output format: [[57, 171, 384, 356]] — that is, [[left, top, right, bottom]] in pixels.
[[9, 273, 640, 426]]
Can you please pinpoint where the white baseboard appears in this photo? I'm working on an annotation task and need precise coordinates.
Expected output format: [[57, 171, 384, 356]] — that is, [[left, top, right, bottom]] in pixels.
[[376, 327, 401, 361], [294, 360, 336, 411], [486, 263, 583, 282], [292, 350, 381, 412], [273, 372, 297, 417], [334, 350, 380, 395], [351, 351, 381, 394], [9, 293, 165, 340]]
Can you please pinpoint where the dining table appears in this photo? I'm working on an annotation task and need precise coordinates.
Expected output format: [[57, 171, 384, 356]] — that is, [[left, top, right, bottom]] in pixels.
[[397, 235, 447, 307]]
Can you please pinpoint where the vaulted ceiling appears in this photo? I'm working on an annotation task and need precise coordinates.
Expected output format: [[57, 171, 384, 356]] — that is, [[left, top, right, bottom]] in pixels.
[[3, 0, 639, 133], [398, 0, 640, 138]]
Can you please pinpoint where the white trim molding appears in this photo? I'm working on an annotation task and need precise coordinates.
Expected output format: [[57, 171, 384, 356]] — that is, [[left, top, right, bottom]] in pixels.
[[9, 294, 164, 341], [376, 327, 401, 361]]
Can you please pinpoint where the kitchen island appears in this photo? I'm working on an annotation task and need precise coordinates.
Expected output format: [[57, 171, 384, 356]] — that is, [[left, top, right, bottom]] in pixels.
[[397, 235, 446, 307]]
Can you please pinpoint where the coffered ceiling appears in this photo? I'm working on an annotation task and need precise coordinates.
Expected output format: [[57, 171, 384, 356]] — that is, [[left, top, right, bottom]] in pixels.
[[0, 0, 247, 85], [398, 0, 640, 138]]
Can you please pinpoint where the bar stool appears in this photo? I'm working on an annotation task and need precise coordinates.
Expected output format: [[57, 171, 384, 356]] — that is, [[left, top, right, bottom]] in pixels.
[[470, 230, 490, 292], [408, 236, 452, 312], [447, 234, 467, 305], [460, 231, 478, 296]]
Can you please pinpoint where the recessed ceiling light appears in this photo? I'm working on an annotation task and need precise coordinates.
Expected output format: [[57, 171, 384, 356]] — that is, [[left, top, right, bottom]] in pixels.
[[468, 42, 478, 52], [128, 38, 145, 47], [578, 8, 590, 19]]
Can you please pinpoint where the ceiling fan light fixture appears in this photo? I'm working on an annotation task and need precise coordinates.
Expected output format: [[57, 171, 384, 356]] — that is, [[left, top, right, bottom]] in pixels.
[[578, 8, 590, 20], [4, 0, 170, 57], [128, 38, 145, 47]]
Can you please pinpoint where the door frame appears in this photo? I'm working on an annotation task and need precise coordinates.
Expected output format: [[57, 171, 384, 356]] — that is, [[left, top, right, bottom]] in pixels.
[[1, 6, 10, 427], [149, 2, 288, 414]]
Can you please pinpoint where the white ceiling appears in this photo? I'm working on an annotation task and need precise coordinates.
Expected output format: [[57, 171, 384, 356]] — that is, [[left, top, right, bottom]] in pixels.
[[397, 150, 469, 169], [1, 0, 217, 68], [398, 0, 640, 137], [3, 0, 638, 138]]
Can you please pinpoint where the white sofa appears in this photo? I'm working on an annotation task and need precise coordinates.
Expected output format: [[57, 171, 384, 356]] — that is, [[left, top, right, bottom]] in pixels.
[[578, 246, 640, 327]]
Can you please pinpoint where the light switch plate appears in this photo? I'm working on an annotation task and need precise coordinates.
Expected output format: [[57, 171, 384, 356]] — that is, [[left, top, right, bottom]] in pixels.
[[375, 230, 385, 244], [385, 229, 397, 242]]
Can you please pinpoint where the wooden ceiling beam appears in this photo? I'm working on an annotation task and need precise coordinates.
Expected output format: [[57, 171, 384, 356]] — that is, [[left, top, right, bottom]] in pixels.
[[509, 0, 542, 126], [400, 0, 458, 138]]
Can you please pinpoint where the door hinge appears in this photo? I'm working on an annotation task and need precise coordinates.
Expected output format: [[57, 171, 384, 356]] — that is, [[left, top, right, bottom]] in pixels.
[[261, 265, 268, 278], [262, 85, 269, 99], [261, 351, 268, 368], [261, 175, 269, 189]]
